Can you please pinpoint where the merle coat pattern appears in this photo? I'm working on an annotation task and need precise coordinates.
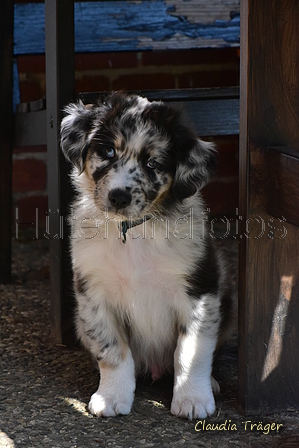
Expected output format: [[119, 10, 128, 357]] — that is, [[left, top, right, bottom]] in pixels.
[[60, 92, 234, 420]]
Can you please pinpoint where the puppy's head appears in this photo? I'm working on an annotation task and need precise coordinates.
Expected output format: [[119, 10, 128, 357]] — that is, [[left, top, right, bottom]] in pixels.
[[61, 92, 216, 218]]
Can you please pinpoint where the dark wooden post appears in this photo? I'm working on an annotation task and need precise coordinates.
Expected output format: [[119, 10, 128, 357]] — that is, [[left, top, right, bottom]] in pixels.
[[239, 0, 299, 412], [45, 0, 76, 344], [0, 0, 14, 283]]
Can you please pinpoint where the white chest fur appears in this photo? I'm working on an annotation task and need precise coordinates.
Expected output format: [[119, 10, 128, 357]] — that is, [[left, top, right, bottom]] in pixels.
[[72, 221, 197, 363]]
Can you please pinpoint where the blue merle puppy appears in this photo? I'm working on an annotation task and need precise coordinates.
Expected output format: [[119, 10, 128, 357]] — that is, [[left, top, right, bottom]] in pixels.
[[60, 91, 234, 420]]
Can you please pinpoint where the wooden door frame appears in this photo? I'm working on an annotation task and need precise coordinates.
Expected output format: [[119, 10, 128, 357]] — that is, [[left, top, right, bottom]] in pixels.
[[239, 0, 299, 412]]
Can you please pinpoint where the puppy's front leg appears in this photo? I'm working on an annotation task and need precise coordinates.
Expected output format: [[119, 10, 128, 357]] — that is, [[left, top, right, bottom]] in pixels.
[[76, 299, 135, 417], [89, 347, 135, 417], [171, 295, 220, 420]]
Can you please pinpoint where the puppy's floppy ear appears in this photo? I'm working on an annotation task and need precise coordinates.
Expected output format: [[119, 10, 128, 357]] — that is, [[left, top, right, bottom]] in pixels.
[[172, 138, 217, 201], [60, 101, 95, 173]]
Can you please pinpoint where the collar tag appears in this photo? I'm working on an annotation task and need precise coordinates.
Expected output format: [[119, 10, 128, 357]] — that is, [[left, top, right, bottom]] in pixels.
[[119, 215, 151, 244], [120, 221, 128, 243]]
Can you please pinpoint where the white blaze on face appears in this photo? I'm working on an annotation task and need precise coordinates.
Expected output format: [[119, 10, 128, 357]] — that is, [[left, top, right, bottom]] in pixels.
[[108, 159, 140, 192]]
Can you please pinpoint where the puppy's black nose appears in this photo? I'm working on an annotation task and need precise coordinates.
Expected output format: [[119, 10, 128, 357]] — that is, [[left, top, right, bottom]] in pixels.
[[108, 188, 132, 209]]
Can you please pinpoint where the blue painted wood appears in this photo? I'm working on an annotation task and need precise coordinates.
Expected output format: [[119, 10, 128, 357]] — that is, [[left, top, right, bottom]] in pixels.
[[13, 59, 20, 113], [13, 2, 240, 55], [14, 3, 45, 55]]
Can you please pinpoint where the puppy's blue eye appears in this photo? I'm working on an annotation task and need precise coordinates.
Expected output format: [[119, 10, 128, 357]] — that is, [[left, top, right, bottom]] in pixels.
[[147, 158, 159, 169], [105, 148, 115, 158]]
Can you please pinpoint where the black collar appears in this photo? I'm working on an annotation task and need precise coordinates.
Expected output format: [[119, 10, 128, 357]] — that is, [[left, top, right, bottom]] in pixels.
[[119, 215, 151, 243]]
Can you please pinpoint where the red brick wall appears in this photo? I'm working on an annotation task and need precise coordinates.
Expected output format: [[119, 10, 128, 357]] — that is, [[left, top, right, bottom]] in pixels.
[[14, 48, 239, 230], [18, 48, 239, 101], [202, 135, 239, 216], [12, 145, 48, 231]]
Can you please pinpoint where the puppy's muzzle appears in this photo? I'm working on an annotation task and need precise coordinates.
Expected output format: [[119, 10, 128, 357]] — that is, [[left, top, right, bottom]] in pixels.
[[108, 188, 132, 210]]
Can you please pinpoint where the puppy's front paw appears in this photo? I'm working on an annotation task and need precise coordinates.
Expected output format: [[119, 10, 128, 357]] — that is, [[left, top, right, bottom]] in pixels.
[[171, 387, 215, 420], [88, 386, 134, 417]]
